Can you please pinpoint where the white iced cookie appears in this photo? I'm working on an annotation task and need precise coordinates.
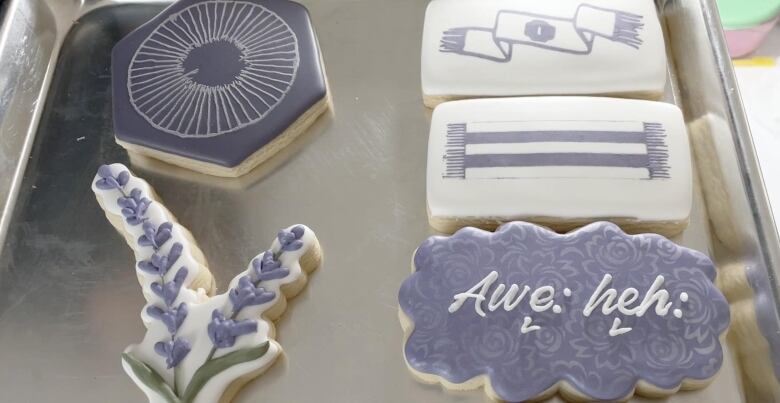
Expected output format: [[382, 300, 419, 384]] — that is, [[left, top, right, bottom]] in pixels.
[[427, 97, 692, 236], [91, 163, 322, 403], [421, 0, 667, 107]]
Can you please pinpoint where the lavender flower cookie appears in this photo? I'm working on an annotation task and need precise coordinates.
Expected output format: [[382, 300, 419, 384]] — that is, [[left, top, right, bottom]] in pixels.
[[92, 163, 322, 403], [398, 221, 730, 402], [93, 163, 216, 295]]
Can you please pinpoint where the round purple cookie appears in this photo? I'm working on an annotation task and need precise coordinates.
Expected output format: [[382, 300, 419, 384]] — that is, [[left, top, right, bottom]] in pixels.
[[398, 221, 730, 401]]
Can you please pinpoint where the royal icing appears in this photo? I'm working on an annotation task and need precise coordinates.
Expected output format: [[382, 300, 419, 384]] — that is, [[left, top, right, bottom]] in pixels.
[[427, 97, 692, 233], [92, 164, 319, 403], [92, 164, 213, 299], [112, 0, 328, 167], [421, 0, 667, 104], [398, 221, 730, 401]]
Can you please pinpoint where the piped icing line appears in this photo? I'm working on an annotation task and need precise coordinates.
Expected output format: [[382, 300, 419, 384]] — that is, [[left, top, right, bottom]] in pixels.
[[92, 164, 321, 403], [398, 221, 730, 402], [92, 163, 215, 301], [440, 4, 645, 62]]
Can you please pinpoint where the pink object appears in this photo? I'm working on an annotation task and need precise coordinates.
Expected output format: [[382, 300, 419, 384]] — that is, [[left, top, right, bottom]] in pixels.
[[724, 17, 779, 58]]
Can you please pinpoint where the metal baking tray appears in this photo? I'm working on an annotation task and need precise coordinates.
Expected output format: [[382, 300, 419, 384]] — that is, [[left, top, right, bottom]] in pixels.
[[0, 0, 778, 401]]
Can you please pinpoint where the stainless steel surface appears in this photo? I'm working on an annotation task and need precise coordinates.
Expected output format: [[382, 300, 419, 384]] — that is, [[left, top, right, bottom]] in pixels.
[[0, 0, 776, 402]]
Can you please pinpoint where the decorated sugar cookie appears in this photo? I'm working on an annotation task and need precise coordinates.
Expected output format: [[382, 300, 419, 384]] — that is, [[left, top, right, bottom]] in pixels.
[[92, 164, 216, 296], [421, 0, 667, 107], [92, 163, 321, 403], [112, 0, 330, 177], [398, 221, 730, 402], [427, 96, 692, 237]]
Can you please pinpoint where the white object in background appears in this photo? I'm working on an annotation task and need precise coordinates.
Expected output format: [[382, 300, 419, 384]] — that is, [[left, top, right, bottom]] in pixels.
[[734, 61, 780, 228]]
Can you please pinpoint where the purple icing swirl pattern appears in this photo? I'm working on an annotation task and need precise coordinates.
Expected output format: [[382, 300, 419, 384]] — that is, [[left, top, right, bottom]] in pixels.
[[398, 222, 730, 401]]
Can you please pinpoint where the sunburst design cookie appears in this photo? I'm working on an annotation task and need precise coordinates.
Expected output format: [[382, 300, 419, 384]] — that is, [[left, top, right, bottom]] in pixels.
[[399, 221, 730, 402], [92, 163, 321, 402], [112, 0, 330, 177]]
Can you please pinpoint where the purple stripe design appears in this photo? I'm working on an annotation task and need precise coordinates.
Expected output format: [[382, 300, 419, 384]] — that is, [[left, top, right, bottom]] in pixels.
[[465, 130, 648, 144], [443, 122, 670, 180], [464, 153, 650, 168]]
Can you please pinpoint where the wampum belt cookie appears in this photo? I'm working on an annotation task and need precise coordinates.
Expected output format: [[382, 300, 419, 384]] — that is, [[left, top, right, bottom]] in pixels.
[[399, 221, 730, 402], [92, 163, 321, 403], [427, 97, 692, 237]]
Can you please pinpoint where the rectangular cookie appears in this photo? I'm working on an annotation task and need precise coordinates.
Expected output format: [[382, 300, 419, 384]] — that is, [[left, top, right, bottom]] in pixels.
[[426, 97, 692, 236], [422, 0, 667, 107]]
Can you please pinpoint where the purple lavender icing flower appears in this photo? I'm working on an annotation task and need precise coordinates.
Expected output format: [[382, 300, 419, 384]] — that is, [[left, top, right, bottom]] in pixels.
[[147, 302, 188, 334], [229, 277, 276, 312], [138, 243, 183, 276], [138, 221, 173, 249], [277, 225, 305, 252], [118, 188, 151, 225], [154, 338, 191, 369], [207, 310, 258, 349], [150, 268, 188, 306], [250, 251, 290, 282], [398, 222, 731, 402], [94, 165, 130, 190]]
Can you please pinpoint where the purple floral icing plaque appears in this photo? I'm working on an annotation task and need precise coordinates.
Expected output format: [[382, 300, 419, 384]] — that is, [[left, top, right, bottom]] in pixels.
[[398, 222, 730, 401]]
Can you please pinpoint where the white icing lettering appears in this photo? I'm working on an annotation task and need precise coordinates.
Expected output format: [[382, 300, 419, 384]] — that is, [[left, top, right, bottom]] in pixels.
[[448, 271, 498, 317], [608, 317, 632, 337], [487, 283, 531, 312], [583, 274, 618, 317], [616, 288, 640, 315], [584, 274, 673, 319], [635, 275, 673, 317], [530, 286, 555, 312], [680, 292, 689, 302], [449, 271, 557, 317], [520, 316, 540, 334]]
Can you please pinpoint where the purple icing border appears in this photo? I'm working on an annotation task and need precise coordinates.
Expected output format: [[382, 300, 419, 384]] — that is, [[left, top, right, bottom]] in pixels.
[[398, 221, 730, 401]]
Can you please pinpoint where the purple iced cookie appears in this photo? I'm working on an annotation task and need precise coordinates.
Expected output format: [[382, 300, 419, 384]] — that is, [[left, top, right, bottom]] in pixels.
[[112, 0, 329, 177], [398, 221, 730, 401]]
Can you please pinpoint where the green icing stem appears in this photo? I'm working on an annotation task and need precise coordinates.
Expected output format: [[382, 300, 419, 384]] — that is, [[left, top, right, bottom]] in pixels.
[[122, 353, 180, 403], [122, 342, 270, 403], [717, 0, 780, 29], [180, 342, 271, 403]]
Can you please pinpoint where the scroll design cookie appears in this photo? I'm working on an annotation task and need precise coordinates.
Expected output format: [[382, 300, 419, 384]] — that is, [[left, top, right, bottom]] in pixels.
[[440, 4, 644, 62], [398, 221, 730, 401], [92, 164, 321, 403]]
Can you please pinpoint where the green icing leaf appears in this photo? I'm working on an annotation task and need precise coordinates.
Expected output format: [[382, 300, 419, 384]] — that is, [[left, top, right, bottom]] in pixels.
[[121, 353, 180, 403], [180, 341, 270, 403]]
